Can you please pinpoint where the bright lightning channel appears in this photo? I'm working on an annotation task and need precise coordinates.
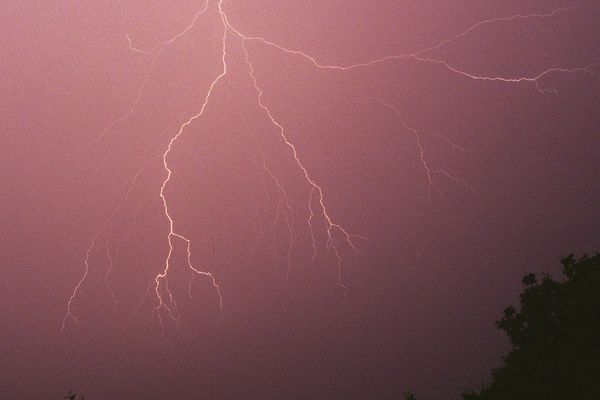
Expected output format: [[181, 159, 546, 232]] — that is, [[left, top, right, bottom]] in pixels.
[[63, 1, 599, 340]]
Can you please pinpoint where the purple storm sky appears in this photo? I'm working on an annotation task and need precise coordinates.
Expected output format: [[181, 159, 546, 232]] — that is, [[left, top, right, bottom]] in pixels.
[[2, 1, 600, 399]]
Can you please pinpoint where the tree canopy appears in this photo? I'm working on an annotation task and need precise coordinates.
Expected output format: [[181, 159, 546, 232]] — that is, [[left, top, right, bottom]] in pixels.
[[464, 254, 600, 399]]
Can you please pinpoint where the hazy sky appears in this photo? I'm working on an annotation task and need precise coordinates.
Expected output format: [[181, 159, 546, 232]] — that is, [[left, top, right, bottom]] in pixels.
[[2, 1, 600, 399]]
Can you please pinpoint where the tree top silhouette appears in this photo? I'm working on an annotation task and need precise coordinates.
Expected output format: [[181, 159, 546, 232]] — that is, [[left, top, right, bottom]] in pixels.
[[464, 254, 600, 399]]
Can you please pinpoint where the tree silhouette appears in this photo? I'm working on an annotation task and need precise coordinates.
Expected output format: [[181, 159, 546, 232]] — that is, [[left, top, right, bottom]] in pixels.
[[65, 391, 84, 400], [464, 254, 600, 399], [404, 391, 418, 400]]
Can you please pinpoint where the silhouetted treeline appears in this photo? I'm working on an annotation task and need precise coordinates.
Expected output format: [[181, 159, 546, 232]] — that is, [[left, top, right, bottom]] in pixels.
[[464, 254, 600, 399], [65, 392, 84, 400], [64, 254, 600, 400]]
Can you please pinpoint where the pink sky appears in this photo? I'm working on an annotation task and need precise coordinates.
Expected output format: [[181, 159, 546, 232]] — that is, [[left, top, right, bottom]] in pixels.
[[2, 1, 600, 399]]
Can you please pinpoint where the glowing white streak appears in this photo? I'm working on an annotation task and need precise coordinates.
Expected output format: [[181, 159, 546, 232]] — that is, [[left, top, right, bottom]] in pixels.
[[410, 56, 600, 93], [348, 83, 435, 191], [243, 118, 295, 278], [126, 0, 211, 55], [62, 156, 159, 332], [66, 1, 598, 335], [85, 53, 160, 149], [86, 0, 213, 148], [234, 31, 362, 293], [152, 1, 227, 333], [104, 229, 118, 304], [348, 82, 475, 194], [427, 132, 468, 154], [373, 78, 467, 153], [414, 7, 577, 56], [223, 5, 598, 92]]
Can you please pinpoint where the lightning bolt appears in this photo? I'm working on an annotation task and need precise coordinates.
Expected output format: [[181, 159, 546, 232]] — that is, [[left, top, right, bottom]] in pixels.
[[225, 5, 598, 93], [64, 0, 599, 342], [242, 116, 295, 279], [234, 33, 362, 294], [151, 1, 228, 336], [62, 156, 159, 331]]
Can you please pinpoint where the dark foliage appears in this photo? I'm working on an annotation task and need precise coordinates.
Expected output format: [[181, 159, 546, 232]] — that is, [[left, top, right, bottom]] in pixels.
[[464, 254, 600, 399], [404, 391, 418, 400], [65, 391, 84, 400]]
